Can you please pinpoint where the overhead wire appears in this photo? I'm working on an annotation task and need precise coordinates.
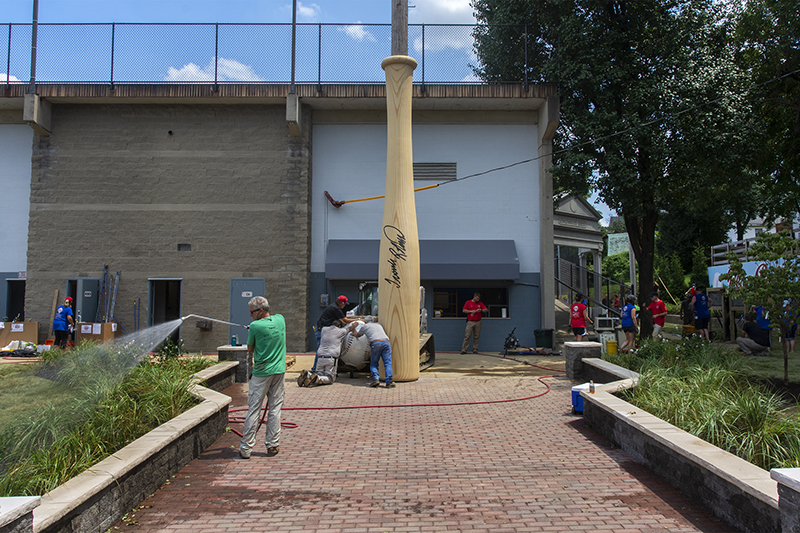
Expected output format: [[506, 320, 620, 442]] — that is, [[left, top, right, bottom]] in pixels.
[[325, 67, 800, 206]]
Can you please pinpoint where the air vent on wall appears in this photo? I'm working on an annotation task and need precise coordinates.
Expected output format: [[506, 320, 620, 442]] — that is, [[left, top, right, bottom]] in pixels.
[[413, 162, 457, 181]]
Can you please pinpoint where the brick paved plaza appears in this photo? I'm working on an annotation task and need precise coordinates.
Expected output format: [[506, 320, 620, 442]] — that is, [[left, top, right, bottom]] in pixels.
[[114, 353, 733, 532]]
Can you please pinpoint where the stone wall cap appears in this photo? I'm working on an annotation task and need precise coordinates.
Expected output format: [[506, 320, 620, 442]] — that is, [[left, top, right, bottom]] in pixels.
[[0, 496, 41, 527], [771, 468, 800, 491]]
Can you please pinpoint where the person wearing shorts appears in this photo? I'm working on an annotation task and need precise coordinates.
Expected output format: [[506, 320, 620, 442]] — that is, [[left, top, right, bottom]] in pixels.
[[570, 293, 593, 341], [647, 292, 668, 337], [691, 287, 711, 341], [620, 294, 638, 352]]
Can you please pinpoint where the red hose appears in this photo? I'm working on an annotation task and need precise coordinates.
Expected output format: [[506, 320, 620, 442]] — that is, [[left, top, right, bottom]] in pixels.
[[227, 351, 564, 434]]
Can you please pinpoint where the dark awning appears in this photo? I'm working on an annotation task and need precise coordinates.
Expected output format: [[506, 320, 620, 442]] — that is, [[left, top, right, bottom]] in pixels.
[[325, 240, 519, 280]]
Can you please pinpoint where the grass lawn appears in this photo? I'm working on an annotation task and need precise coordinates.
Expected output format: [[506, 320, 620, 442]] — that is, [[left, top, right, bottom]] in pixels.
[[660, 320, 800, 389], [0, 364, 78, 430]]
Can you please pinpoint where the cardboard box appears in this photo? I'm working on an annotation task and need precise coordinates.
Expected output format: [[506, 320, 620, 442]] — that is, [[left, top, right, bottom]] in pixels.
[[76, 322, 117, 344], [0, 322, 39, 346]]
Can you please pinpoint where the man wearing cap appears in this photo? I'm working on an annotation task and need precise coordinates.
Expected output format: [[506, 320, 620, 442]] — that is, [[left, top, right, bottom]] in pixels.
[[52, 297, 75, 349], [312, 295, 355, 373], [239, 295, 286, 459]]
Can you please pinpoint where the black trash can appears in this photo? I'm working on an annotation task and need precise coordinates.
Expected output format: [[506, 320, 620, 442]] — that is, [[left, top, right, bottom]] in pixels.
[[534, 328, 554, 348]]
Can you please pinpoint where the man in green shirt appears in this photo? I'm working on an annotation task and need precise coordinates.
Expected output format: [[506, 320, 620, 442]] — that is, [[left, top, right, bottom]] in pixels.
[[239, 296, 286, 459]]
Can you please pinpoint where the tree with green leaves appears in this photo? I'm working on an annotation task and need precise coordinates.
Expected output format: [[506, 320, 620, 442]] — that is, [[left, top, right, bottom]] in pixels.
[[471, 0, 756, 310], [736, 0, 800, 222], [720, 231, 800, 385]]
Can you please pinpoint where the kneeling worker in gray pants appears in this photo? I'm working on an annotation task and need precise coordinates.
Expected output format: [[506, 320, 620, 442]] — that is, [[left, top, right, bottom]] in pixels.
[[736, 312, 771, 356], [299, 320, 347, 387]]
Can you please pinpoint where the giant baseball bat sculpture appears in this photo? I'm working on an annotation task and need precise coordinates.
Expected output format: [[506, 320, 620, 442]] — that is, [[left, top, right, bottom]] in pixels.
[[379, 3, 419, 382]]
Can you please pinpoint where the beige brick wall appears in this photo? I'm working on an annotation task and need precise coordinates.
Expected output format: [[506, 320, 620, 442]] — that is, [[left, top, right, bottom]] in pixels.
[[26, 103, 312, 352]]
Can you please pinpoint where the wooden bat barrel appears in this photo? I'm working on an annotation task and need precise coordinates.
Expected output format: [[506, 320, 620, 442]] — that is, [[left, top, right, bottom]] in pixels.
[[379, 55, 419, 382]]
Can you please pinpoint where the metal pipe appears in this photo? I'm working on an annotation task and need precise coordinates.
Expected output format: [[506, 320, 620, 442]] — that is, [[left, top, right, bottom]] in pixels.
[[290, 0, 296, 94], [181, 314, 249, 329], [28, 0, 38, 93]]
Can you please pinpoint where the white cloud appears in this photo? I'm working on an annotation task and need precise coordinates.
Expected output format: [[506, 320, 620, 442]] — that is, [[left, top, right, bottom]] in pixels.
[[297, 2, 322, 20], [409, 0, 476, 24], [164, 57, 262, 82], [339, 23, 377, 42], [279, 1, 321, 22], [1, 74, 22, 83]]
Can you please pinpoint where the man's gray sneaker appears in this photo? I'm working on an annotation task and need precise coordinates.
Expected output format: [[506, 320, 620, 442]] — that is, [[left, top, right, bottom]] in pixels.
[[239, 448, 251, 459]]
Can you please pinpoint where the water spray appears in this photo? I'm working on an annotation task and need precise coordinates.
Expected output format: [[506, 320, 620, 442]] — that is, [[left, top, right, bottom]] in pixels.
[[181, 314, 250, 329]]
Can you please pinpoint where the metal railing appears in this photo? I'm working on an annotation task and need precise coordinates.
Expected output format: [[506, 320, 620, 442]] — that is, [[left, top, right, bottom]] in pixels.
[[1, 22, 542, 87], [555, 258, 633, 316], [710, 228, 800, 266]]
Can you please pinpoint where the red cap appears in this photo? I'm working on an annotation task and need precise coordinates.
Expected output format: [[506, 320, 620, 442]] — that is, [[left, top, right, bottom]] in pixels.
[[65, 297, 73, 303], [337, 295, 348, 303]]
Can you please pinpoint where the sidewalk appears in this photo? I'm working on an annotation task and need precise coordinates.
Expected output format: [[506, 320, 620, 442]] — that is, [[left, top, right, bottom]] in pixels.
[[112, 351, 730, 533]]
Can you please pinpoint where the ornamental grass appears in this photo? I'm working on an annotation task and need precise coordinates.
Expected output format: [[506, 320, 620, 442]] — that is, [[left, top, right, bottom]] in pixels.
[[607, 337, 800, 471], [0, 341, 213, 496]]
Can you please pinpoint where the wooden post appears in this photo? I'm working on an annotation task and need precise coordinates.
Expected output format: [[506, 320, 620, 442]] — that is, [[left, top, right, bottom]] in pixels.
[[380, 0, 419, 382], [48, 289, 59, 340]]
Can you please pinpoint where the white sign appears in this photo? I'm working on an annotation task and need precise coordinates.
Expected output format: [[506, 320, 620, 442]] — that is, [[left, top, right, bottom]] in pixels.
[[607, 233, 630, 256], [0, 322, 4, 329], [92, 323, 102, 335], [112, 323, 117, 332], [241, 291, 253, 298], [81, 324, 92, 334], [84, 291, 92, 297], [11, 323, 24, 332]]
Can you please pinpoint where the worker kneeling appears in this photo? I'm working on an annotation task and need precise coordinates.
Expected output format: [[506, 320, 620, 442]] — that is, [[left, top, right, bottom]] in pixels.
[[298, 320, 348, 387]]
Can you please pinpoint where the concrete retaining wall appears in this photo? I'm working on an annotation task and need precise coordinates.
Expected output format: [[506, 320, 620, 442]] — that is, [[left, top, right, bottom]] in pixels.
[[29, 361, 236, 533], [579, 358, 780, 533]]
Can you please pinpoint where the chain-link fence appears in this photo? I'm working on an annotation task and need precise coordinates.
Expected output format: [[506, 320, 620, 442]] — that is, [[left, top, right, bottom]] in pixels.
[[1, 22, 541, 85]]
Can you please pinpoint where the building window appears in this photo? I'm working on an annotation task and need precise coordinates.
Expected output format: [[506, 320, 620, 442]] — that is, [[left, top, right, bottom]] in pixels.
[[432, 287, 509, 318]]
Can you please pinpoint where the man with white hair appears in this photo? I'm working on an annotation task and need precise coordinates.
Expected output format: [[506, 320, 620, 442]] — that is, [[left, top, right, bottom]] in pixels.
[[349, 317, 394, 388], [239, 296, 286, 459]]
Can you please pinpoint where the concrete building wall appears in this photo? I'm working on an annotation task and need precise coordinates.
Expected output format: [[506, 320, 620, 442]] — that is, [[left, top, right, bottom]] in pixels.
[[0, 124, 33, 272], [25, 103, 312, 352], [311, 122, 541, 272], [310, 120, 544, 350]]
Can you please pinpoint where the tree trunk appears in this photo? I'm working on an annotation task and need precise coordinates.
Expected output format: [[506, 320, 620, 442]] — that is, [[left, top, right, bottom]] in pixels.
[[624, 208, 659, 338]]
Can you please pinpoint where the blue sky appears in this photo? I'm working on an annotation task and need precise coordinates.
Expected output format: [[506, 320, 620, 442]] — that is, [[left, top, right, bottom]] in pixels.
[[4, 0, 478, 24]]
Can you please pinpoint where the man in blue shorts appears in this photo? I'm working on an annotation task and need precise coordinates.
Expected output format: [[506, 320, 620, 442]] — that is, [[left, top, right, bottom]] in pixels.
[[691, 286, 711, 341]]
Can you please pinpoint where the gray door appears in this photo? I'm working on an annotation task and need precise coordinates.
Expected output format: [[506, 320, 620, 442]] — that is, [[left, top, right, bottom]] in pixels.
[[230, 278, 265, 343], [75, 279, 100, 324]]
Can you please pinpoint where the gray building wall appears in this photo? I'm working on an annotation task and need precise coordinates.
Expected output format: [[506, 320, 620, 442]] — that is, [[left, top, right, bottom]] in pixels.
[[25, 103, 312, 352]]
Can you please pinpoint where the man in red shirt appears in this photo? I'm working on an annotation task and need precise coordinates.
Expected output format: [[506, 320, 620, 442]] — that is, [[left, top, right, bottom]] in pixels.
[[570, 293, 593, 341], [461, 292, 488, 354], [647, 291, 668, 337]]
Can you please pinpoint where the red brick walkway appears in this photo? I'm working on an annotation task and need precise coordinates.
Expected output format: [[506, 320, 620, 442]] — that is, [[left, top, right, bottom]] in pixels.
[[115, 365, 733, 532]]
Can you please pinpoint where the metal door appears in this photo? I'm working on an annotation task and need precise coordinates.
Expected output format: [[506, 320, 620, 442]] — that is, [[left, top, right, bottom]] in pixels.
[[75, 279, 100, 324], [230, 278, 265, 343]]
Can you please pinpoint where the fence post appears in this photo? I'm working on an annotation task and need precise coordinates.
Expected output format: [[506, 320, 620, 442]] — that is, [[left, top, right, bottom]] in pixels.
[[317, 24, 322, 92], [5, 24, 11, 89], [110, 23, 115, 88], [213, 23, 219, 91], [420, 24, 425, 93]]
